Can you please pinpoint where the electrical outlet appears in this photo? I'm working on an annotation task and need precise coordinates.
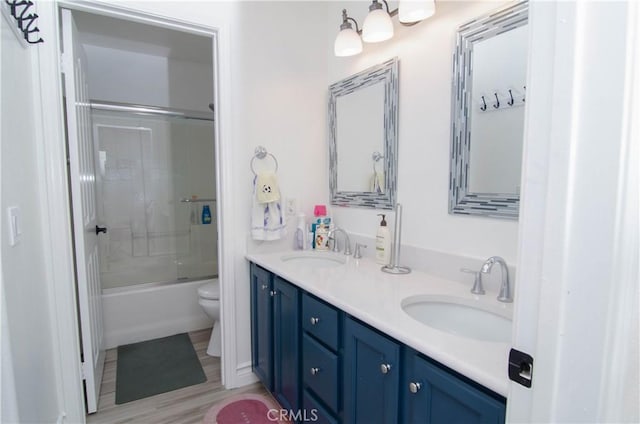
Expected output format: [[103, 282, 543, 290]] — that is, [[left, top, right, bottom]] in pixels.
[[285, 198, 297, 216]]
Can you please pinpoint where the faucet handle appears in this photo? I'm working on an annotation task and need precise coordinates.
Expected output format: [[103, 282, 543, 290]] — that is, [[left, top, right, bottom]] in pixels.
[[353, 243, 367, 259], [460, 268, 485, 295]]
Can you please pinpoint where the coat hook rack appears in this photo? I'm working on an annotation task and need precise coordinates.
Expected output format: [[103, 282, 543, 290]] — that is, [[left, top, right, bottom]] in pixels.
[[3, 0, 44, 44]]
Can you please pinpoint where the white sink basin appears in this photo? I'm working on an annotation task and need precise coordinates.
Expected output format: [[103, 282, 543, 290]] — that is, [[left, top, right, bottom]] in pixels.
[[280, 252, 346, 268], [401, 295, 512, 343]]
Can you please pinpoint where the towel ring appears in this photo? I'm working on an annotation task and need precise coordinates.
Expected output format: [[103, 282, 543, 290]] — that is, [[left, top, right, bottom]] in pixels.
[[251, 146, 278, 175]]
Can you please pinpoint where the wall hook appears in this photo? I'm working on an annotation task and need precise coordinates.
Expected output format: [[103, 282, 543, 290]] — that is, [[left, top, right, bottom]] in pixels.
[[4, 0, 44, 44], [480, 95, 487, 111], [493, 92, 500, 109], [507, 89, 514, 106]]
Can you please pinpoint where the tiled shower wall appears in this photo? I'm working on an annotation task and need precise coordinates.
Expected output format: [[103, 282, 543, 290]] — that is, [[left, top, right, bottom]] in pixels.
[[93, 111, 217, 289]]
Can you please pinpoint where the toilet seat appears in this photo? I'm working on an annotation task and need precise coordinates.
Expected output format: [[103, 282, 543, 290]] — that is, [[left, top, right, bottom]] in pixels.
[[198, 282, 220, 300]]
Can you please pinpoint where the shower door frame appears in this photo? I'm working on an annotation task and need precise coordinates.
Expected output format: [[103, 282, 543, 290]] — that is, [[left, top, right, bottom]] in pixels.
[[33, 1, 240, 419]]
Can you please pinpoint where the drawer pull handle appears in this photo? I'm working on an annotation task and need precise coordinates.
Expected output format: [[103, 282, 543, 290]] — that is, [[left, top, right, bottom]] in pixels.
[[310, 367, 320, 376], [310, 317, 320, 325], [261, 284, 268, 290], [269, 290, 277, 297], [380, 363, 392, 374], [409, 382, 422, 394]]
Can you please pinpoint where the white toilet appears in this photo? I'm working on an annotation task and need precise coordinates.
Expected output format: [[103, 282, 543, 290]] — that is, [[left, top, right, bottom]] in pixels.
[[197, 281, 221, 357]]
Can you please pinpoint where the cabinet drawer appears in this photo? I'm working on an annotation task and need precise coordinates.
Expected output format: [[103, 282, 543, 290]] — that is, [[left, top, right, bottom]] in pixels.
[[303, 390, 338, 424], [303, 333, 339, 414], [302, 293, 339, 350]]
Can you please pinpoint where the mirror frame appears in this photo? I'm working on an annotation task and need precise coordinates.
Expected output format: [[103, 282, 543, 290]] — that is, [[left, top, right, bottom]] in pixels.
[[448, 1, 528, 220], [329, 57, 398, 210]]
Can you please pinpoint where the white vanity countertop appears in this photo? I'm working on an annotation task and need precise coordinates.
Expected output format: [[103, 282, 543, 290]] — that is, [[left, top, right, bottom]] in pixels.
[[246, 251, 512, 397]]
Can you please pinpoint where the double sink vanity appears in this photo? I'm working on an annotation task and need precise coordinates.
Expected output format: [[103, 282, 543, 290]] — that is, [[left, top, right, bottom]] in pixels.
[[248, 250, 512, 423]]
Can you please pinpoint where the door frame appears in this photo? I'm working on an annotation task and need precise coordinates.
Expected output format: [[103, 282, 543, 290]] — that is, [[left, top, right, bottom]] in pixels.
[[33, 1, 236, 420]]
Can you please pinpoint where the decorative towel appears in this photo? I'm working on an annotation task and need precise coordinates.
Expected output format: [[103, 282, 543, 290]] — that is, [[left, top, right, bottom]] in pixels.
[[255, 172, 280, 204], [251, 175, 286, 241], [370, 171, 385, 193]]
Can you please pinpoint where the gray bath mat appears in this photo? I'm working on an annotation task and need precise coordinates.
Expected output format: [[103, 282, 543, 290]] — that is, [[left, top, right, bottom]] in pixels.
[[115, 333, 207, 404]]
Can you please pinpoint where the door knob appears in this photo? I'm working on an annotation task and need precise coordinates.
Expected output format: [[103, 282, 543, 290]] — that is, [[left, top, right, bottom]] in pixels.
[[261, 284, 268, 290], [269, 290, 277, 297], [310, 367, 320, 375], [95, 225, 107, 235], [409, 382, 422, 393], [380, 363, 392, 374], [310, 317, 319, 325]]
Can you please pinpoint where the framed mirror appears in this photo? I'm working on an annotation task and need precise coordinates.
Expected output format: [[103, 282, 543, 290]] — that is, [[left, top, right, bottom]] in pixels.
[[329, 57, 398, 210], [449, 1, 528, 219]]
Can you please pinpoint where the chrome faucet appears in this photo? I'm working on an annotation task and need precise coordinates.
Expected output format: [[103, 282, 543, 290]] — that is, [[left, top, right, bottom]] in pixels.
[[328, 228, 351, 255], [353, 243, 367, 259], [480, 256, 512, 303]]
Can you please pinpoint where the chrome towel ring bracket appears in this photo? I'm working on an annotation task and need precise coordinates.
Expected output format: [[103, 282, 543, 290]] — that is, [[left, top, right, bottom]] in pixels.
[[250, 146, 279, 175]]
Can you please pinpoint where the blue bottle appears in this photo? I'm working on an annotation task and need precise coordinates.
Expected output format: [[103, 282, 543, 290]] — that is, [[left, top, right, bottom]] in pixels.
[[201, 205, 212, 225]]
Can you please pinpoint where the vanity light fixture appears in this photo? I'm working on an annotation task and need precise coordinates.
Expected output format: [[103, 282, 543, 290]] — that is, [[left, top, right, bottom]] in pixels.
[[362, 0, 394, 43], [334, 9, 363, 57], [333, 0, 436, 57]]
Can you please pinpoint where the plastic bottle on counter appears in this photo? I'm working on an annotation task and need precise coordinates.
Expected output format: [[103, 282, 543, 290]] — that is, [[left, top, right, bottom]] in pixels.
[[375, 214, 391, 265]]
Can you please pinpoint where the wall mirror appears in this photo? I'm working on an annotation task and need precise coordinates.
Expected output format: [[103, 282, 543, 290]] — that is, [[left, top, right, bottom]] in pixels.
[[449, 1, 528, 219], [329, 57, 398, 210]]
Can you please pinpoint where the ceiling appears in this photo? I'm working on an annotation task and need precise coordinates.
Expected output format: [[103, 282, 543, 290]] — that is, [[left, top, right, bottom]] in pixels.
[[72, 10, 213, 65]]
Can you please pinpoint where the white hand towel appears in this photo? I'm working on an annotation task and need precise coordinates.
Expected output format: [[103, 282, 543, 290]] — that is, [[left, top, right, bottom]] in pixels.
[[369, 171, 385, 193], [251, 176, 286, 241], [255, 172, 280, 204]]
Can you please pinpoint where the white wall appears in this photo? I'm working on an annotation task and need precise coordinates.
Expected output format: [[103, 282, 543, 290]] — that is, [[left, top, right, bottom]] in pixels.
[[327, 1, 519, 264], [1, 14, 61, 423]]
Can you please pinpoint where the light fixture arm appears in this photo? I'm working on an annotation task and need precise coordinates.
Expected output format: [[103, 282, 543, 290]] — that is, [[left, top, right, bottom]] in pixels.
[[369, 0, 391, 14], [341, 9, 361, 33]]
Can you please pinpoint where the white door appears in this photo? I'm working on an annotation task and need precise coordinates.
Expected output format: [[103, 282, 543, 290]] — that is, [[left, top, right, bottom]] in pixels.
[[61, 8, 105, 414]]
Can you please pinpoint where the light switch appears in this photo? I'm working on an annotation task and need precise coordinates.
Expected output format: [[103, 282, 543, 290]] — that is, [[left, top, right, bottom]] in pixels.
[[7, 206, 21, 247], [285, 198, 297, 216]]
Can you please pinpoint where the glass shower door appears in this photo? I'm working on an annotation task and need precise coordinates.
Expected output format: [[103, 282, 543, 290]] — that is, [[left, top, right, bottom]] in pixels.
[[93, 109, 217, 289]]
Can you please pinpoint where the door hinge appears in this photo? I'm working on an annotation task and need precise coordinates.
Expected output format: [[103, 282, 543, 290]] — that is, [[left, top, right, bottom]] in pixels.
[[81, 361, 88, 380], [60, 54, 68, 74], [508, 348, 533, 388]]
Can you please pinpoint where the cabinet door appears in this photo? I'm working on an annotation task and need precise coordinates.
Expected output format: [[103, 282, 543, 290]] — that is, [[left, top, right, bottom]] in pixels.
[[273, 277, 300, 413], [344, 317, 401, 424], [402, 350, 506, 424], [250, 263, 273, 391]]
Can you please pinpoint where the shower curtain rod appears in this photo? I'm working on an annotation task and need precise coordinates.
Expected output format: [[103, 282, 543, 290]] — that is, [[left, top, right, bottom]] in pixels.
[[90, 100, 214, 122]]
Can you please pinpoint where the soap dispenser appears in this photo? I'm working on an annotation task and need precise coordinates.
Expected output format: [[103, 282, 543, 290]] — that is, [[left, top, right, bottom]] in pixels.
[[375, 214, 391, 265]]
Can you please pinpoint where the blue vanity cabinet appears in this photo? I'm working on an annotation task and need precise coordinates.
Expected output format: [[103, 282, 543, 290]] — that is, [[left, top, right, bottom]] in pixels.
[[250, 264, 301, 413], [250, 262, 507, 424], [343, 316, 401, 424], [401, 348, 506, 424], [273, 276, 301, 413], [250, 263, 273, 390]]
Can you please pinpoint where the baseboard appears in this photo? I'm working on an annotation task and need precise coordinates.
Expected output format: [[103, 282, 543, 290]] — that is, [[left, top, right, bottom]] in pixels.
[[226, 361, 258, 389]]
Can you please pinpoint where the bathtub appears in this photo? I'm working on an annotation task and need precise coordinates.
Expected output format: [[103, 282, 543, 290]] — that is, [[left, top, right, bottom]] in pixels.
[[102, 278, 215, 349]]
